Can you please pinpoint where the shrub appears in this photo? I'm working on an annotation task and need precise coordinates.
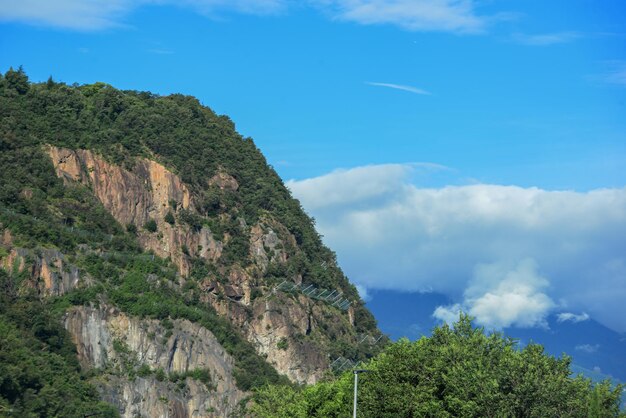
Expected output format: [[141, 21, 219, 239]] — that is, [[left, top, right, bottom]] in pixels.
[[277, 337, 288, 351], [144, 219, 157, 232], [164, 211, 175, 225]]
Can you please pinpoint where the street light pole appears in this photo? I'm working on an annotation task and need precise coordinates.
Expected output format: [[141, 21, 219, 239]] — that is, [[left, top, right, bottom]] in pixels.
[[353, 369, 371, 418], [353, 371, 358, 418]]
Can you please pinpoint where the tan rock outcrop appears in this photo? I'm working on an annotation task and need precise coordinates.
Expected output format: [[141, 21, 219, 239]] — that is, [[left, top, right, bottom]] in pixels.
[[47, 146, 221, 275], [1, 229, 12, 246], [48, 146, 88, 183], [208, 170, 239, 191], [249, 223, 289, 272]]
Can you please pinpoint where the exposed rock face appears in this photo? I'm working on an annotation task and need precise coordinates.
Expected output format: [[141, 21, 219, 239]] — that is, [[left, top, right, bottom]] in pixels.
[[48, 146, 191, 225], [1, 228, 12, 246], [0, 247, 27, 274], [46, 146, 339, 386], [47, 146, 221, 276], [208, 170, 239, 191], [64, 305, 245, 418], [0, 246, 85, 297], [248, 296, 327, 384], [249, 221, 290, 273], [197, 264, 330, 383]]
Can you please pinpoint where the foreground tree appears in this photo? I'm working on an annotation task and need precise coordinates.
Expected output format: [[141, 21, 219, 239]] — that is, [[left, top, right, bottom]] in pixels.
[[251, 315, 624, 417]]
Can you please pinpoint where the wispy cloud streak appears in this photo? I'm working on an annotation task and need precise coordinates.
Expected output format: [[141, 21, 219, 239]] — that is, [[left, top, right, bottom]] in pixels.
[[604, 62, 626, 86], [512, 31, 581, 46], [366, 81, 431, 95], [557, 312, 590, 323], [575, 344, 599, 353], [147, 48, 175, 55], [0, 0, 287, 30]]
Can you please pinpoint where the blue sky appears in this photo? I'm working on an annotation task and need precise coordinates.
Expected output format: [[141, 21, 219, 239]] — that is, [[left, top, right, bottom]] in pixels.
[[1, 1, 626, 337], [1, 1, 625, 189]]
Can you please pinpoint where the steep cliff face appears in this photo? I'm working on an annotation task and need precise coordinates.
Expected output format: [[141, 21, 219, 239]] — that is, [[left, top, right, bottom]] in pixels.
[[64, 305, 244, 417], [249, 220, 292, 273], [48, 146, 221, 277], [247, 296, 329, 383], [47, 145, 356, 384]]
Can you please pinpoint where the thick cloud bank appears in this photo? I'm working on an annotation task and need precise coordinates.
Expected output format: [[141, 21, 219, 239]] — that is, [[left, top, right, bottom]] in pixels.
[[287, 165, 626, 332]]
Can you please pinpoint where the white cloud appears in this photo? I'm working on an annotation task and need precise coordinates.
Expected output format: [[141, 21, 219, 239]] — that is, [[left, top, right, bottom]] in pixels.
[[288, 162, 447, 211], [433, 303, 462, 325], [0, 0, 286, 30], [434, 259, 555, 329], [0, 0, 132, 30], [313, 0, 489, 33], [179, 0, 286, 16], [556, 312, 590, 323], [366, 82, 431, 95], [288, 164, 626, 332], [575, 344, 599, 353], [512, 31, 581, 46]]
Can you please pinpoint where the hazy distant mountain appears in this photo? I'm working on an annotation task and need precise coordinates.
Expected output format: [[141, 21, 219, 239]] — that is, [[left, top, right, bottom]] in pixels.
[[367, 289, 626, 382]]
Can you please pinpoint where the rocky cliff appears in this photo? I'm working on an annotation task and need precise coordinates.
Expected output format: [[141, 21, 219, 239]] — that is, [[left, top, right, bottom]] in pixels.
[[0, 232, 86, 297], [0, 75, 383, 417], [64, 306, 244, 418], [48, 146, 218, 277], [46, 145, 363, 385]]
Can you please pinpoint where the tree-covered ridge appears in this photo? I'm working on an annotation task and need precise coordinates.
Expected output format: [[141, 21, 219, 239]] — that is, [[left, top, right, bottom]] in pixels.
[[251, 315, 626, 417], [0, 67, 374, 329]]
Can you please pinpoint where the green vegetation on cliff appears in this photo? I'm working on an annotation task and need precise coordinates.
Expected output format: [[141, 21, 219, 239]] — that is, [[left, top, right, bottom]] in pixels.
[[252, 315, 625, 417], [0, 269, 119, 417]]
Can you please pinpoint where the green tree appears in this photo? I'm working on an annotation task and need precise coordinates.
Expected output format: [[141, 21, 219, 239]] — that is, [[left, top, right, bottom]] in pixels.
[[4, 66, 29, 95]]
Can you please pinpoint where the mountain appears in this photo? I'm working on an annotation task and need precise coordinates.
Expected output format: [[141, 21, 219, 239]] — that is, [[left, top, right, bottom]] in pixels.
[[0, 67, 384, 417]]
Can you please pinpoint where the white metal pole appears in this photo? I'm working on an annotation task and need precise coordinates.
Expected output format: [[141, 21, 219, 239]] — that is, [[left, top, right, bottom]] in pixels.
[[353, 371, 358, 418]]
